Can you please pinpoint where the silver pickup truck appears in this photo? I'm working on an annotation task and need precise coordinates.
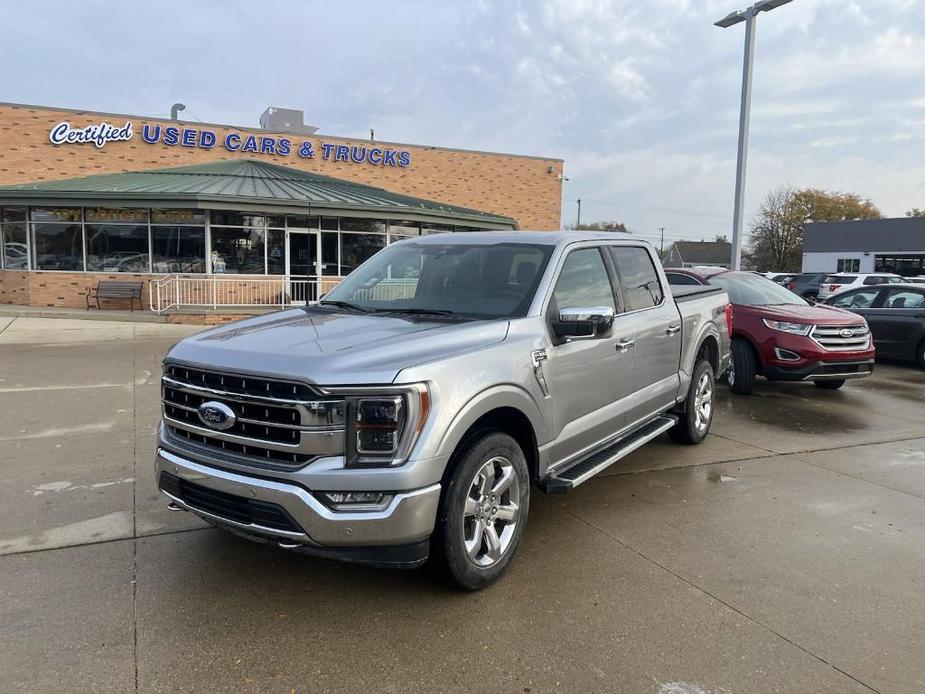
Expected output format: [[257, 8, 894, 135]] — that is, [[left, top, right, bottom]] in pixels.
[[157, 232, 730, 589]]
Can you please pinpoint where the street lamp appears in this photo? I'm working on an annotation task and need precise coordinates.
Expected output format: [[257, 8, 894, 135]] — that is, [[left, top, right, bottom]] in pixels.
[[715, 0, 793, 270]]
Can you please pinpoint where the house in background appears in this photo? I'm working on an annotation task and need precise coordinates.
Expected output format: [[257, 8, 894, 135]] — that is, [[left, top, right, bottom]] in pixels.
[[663, 240, 731, 268]]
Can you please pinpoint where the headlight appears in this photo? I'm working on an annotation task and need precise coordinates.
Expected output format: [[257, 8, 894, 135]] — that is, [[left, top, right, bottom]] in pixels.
[[762, 319, 813, 336], [317, 383, 430, 467]]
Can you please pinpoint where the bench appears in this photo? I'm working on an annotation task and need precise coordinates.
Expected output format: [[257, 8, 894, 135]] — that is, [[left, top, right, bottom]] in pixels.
[[86, 280, 144, 311]]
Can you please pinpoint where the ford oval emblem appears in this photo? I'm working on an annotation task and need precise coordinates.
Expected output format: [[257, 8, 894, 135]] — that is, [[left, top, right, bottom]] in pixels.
[[840, 328, 854, 338], [197, 401, 236, 431]]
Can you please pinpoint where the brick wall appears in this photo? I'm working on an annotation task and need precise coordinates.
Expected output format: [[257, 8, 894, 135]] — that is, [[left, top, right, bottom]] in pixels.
[[0, 103, 563, 230]]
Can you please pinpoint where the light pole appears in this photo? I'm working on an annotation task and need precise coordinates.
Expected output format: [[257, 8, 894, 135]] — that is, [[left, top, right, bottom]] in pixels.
[[576, 198, 582, 229], [715, 0, 793, 270]]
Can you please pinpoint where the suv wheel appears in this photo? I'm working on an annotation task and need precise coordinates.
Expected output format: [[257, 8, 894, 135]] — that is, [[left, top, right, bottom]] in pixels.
[[728, 338, 756, 395], [435, 432, 530, 590], [918, 339, 925, 370], [669, 359, 715, 445]]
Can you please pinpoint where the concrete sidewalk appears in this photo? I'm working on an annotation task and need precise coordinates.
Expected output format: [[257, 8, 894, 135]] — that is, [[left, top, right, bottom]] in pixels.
[[1, 317, 924, 693]]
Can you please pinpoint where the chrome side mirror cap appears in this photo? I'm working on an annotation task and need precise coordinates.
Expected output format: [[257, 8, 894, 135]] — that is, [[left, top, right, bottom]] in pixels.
[[552, 305, 615, 340]]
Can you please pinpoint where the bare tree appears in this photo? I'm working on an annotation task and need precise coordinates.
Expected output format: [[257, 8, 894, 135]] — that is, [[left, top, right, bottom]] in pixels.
[[745, 186, 881, 271]]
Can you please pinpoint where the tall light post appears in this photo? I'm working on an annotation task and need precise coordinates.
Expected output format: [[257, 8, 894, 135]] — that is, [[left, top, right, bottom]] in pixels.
[[576, 198, 582, 229], [715, 0, 793, 270]]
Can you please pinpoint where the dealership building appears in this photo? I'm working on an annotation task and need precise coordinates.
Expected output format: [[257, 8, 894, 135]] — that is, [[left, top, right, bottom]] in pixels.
[[0, 102, 562, 313], [802, 217, 925, 277]]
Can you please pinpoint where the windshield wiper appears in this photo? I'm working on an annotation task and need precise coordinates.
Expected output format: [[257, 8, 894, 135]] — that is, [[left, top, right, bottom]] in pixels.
[[373, 307, 456, 317], [317, 300, 370, 313]]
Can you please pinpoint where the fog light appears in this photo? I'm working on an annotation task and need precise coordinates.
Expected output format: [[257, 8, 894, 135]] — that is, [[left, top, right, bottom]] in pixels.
[[320, 491, 393, 511], [774, 347, 802, 361]]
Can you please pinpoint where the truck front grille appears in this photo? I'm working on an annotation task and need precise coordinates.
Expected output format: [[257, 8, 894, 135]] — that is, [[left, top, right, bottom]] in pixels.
[[161, 364, 345, 469], [810, 324, 870, 351], [159, 472, 302, 533]]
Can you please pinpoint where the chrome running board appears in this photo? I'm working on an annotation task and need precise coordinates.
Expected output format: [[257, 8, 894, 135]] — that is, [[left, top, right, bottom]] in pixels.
[[541, 415, 678, 494]]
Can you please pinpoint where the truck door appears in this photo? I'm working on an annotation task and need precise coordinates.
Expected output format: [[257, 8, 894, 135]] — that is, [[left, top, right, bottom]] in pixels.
[[606, 245, 681, 428], [542, 246, 636, 465]]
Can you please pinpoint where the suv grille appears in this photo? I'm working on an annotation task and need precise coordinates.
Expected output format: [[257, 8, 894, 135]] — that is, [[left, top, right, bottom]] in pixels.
[[161, 364, 345, 469], [810, 324, 870, 351]]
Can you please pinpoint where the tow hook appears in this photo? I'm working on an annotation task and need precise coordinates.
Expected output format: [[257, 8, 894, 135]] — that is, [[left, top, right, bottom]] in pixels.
[[166, 501, 184, 512]]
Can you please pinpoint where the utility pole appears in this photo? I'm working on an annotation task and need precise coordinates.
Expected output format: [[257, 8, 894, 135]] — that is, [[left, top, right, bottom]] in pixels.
[[715, 0, 793, 270], [659, 227, 665, 256], [576, 198, 582, 229]]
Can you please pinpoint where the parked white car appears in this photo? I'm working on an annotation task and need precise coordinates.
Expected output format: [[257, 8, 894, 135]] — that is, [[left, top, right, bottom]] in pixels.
[[817, 273, 903, 300]]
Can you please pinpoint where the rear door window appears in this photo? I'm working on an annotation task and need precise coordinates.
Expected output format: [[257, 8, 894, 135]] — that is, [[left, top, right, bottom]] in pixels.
[[882, 288, 925, 308], [608, 246, 664, 310], [824, 275, 856, 284], [829, 288, 879, 309], [863, 276, 899, 285]]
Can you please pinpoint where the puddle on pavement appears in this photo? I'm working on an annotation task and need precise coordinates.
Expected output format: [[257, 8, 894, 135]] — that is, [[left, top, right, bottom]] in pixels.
[[715, 386, 867, 433]]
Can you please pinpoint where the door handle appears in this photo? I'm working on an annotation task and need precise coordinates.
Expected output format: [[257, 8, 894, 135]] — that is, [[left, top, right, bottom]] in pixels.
[[666, 324, 681, 336], [616, 338, 636, 352]]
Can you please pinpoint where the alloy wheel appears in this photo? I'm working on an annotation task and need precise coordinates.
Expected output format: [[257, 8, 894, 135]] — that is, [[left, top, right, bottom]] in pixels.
[[463, 456, 520, 567], [693, 371, 713, 433]]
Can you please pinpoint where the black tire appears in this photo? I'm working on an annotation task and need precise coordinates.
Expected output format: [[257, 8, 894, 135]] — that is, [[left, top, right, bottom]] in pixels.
[[803, 292, 819, 303], [814, 379, 845, 390], [917, 339, 925, 370], [669, 359, 715, 445], [434, 432, 530, 591], [728, 338, 757, 395]]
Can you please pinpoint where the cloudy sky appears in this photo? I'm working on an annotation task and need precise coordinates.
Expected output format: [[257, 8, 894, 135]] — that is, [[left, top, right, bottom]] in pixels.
[[4, 0, 924, 245]]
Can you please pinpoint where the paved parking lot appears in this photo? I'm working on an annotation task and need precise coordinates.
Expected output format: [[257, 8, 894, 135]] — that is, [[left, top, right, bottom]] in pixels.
[[1, 315, 924, 693]]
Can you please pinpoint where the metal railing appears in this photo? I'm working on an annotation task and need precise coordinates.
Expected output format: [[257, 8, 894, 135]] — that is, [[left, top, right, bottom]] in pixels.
[[148, 275, 320, 313]]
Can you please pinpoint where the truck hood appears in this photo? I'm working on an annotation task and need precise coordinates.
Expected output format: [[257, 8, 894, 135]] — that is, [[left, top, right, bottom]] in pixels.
[[166, 307, 509, 385], [736, 303, 863, 325]]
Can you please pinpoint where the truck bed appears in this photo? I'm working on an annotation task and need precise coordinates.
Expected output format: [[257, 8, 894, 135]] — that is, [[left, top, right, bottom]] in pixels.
[[672, 284, 726, 303]]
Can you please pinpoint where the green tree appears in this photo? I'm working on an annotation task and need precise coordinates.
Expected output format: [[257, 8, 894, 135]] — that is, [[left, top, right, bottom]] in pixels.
[[905, 208, 925, 217], [745, 187, 881, 271]]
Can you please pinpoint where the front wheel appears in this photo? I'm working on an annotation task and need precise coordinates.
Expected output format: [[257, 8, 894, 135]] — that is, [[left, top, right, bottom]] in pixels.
[[435, 432, 530, 590], [669, 360, 715, 444], [814, 379, 845, 390]]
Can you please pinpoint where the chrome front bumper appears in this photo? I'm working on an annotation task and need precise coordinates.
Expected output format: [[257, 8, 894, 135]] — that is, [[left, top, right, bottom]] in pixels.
[[155, 448, 441, 549]]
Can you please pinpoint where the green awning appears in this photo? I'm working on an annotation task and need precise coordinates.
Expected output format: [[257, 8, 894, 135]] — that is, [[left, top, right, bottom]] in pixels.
[[0, 158, 515, 227]]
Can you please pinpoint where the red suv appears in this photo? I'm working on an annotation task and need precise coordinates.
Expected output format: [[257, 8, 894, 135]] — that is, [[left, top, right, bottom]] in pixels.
[[665, 268, 875, 394]]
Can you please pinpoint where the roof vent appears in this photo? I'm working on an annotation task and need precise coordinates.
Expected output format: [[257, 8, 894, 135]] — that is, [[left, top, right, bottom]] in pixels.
[[259, 107, 318, 135]]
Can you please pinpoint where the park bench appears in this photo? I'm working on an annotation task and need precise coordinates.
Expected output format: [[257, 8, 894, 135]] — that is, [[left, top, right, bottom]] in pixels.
[[86, 280, 144, 311]]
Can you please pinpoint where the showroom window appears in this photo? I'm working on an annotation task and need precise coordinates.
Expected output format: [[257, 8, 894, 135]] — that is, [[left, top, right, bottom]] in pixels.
[[1, 207, 28, 270], [85, 207, 149, 273], [30, 207, 84, 271], [152, 209, 206, 273]]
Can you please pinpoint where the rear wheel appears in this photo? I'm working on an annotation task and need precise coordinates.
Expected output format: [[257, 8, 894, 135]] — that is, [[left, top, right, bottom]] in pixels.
[[669, 359, 715, 445], [728, 338, 756, 395], [917, 339, 925, 370], [435, 432, 530, 590], [814, 379, 845, 390]]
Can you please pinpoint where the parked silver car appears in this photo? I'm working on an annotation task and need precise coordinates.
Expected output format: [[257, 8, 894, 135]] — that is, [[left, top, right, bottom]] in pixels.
[[156, 232, 730, 588]]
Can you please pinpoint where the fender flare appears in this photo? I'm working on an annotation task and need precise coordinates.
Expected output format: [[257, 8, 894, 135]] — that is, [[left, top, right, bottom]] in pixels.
[[435, 383, 547, 462]]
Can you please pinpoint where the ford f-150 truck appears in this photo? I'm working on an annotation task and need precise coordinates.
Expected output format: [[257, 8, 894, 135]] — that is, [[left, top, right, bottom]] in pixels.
[[156, 232, 730, 589]]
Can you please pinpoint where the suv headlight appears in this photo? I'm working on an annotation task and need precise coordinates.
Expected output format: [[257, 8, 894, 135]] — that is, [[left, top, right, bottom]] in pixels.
[[762, 319, 813, 336], [318, 383, 431, 467]]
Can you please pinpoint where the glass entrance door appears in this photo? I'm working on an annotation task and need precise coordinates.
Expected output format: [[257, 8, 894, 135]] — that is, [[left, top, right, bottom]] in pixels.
[[287, 231, 318, 303]]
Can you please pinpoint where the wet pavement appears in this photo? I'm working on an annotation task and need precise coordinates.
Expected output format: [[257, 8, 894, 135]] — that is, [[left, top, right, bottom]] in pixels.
[[1, 316, 923, 693]]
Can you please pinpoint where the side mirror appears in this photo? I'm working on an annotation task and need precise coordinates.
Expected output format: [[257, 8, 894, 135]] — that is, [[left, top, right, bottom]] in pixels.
[[552, 306, 615, 341]]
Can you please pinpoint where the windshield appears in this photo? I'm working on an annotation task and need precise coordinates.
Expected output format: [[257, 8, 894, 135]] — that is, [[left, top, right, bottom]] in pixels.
[[321, 241, 553, 318], [709, 272, 807, 306]]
